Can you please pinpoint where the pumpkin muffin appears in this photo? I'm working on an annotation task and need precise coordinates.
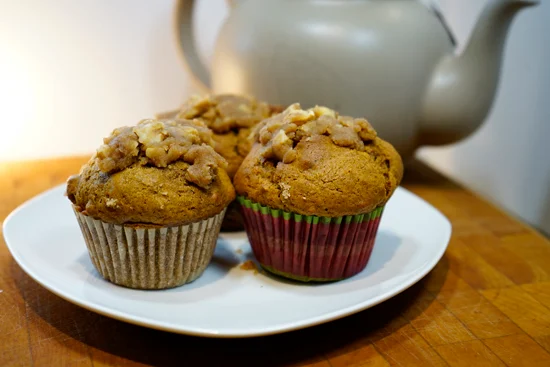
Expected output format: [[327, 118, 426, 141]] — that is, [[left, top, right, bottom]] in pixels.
[[158, 94, 283, 231], [234, 104, 403, 282], [67, 118, 235, 289]]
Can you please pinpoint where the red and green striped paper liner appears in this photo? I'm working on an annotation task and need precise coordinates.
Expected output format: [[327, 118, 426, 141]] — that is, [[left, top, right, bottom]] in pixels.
[[237, 196, 384, 282]]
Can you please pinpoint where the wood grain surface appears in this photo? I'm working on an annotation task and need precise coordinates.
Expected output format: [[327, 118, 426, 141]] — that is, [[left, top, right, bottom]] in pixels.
[[1, 157, 549, 367]]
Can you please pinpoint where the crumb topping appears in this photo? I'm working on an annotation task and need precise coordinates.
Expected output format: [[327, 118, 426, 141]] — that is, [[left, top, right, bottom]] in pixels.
[[175, 94, 274, 133], [254, 104, 377, 164], [95, 119, 227, 188]]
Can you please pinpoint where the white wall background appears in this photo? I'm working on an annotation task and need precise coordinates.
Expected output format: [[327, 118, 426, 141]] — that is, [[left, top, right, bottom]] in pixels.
[[1, 0, 548, 234]]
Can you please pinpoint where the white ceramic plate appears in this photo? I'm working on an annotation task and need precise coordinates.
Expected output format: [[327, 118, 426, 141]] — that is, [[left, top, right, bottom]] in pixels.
[[4, 185, 451, 338]]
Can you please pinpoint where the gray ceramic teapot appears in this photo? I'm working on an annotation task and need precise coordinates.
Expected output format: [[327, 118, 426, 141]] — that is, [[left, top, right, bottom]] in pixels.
[[175, 0, 538, 157]]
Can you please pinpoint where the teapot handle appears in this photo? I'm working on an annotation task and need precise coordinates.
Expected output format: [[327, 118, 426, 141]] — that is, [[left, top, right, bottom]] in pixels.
[[174, 0, 211, 90]]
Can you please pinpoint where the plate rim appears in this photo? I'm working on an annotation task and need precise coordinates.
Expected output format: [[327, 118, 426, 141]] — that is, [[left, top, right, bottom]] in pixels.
[[3, 184, 451, 338]]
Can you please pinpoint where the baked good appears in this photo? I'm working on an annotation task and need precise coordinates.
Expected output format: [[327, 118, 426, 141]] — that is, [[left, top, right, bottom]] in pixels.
[[158, 94, 283, 231], [158, 94, 282, 178], [234, 104, 403, 281], [67, 118, 235, 289]]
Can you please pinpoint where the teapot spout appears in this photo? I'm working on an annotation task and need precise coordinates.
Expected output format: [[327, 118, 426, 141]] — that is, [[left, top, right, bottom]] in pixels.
[[419, 0, 538, 146]]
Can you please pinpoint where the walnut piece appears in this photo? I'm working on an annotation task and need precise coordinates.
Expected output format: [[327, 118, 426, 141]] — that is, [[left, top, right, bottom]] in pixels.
[[175, 94, 274, 133], [106, 198, 118, 208], [254, 104, 377, 164], [95, 119, 227, 188], [279, 182, 291, 200]]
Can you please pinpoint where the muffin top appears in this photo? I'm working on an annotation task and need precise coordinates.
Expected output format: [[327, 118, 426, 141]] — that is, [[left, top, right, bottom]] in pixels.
[[234, 104, 403, 217], [67, 119, 235, 226], [168, 94, 283, 179], [176, 94, 277, 134]]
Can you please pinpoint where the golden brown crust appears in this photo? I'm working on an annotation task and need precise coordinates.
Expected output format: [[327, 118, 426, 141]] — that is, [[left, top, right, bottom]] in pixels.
[[68, 160, 235, 226], [234, 105, 403, 217]]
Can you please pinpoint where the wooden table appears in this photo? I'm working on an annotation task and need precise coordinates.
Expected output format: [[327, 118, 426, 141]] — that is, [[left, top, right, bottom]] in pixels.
[[1, 157, 550, 367]]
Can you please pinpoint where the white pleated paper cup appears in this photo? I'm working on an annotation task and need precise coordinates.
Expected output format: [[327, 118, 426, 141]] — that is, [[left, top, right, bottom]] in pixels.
[[73, 207, 226, 290]]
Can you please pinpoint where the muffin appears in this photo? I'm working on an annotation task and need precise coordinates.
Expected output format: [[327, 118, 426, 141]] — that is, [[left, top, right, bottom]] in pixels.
[[158, 94, 283, 231], [234, 104, 403, 282], [66, 118, 235, 289]]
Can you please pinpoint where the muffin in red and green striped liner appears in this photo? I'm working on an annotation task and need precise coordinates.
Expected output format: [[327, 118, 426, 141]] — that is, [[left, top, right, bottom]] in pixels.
[[234, 104, 403, 282]]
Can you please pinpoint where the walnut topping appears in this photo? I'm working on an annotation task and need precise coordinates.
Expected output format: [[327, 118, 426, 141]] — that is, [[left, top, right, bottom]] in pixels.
[[175, 94, 274, 134], [254, 104, 377, 164], [95, 119, 227, 188], [280, 182, 291, 200], [106, 198, 118, 208]]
